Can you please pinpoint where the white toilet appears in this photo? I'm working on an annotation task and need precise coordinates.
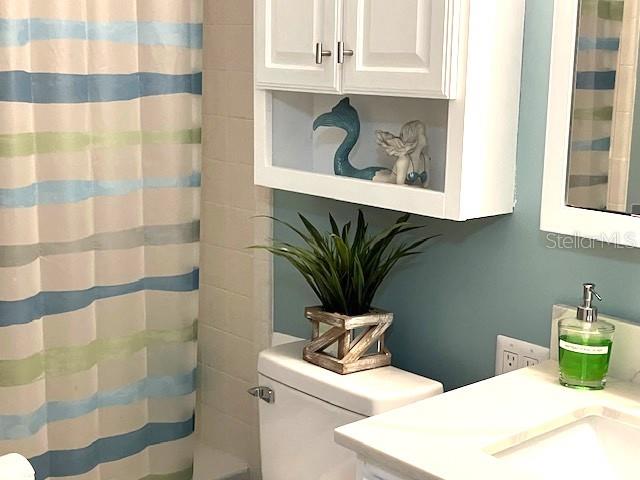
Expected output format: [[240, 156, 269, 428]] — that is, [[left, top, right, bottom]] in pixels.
[[254, 341, 443, 480]]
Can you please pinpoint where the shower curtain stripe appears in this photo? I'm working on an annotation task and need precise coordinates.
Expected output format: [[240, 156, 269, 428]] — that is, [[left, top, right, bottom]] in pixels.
[[0, 19, 203, 48], [0, 129, 201, 157], [0, 173, 201, 208], [0, 221, 200, 268], [0, 269, 199, 326], [0, 72, 202, 103], [0, 370, 196, 440], [0, 322, 197, 385], [29, 416, 195, 480], [40, 438, 196, 480], [0, 2, 201, 479]]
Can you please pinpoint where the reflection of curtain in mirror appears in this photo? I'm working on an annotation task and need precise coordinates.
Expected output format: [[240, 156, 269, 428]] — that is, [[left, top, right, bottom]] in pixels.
[[568, 0, 627, 210]]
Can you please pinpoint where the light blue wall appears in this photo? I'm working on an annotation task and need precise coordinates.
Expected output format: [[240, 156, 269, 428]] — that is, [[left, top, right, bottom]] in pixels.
[[272, 1, 640, 390]]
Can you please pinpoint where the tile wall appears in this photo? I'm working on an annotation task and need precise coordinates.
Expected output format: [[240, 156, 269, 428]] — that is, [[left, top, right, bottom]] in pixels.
[[197, 1, 272, 477]]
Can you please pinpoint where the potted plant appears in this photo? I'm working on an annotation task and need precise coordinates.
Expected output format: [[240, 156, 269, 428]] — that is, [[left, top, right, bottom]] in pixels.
[[254, 210, 436, 374]]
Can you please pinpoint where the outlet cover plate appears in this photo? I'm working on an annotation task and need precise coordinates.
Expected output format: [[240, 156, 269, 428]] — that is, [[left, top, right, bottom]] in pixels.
[[495, 335, 550, 375]]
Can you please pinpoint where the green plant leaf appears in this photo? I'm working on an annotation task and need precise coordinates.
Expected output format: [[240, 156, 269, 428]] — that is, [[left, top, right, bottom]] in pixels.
[[341, 221, 352, 242], [329, 213, 340, 236], [252, 211, 437, 315], [353, 209, 367, 249]]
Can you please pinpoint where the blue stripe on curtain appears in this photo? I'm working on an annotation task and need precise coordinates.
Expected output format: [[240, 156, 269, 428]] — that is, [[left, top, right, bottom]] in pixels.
[[0, 71, 203, 103], [0, 173, 201, 208], [575, 70, 616, 90], [29, 416, 195, 480], [0, 269, 199, 327], [577, 36, 620, 50], [0, 370, 196, 440], [0, 19, 203, 48]]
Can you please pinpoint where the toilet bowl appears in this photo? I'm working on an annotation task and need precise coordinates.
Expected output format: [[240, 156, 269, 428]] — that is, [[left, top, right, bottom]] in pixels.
[[0, 454, 35, 480], [254, 341, 443, 480]]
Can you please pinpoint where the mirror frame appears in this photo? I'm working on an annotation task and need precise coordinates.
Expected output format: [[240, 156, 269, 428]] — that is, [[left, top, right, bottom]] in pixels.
[[541, 0, 640, 248]]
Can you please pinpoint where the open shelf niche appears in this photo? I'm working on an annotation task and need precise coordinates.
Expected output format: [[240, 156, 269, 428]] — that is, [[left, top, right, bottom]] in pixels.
[[272, 91, 448, 193], [257, 90, 458, 218]]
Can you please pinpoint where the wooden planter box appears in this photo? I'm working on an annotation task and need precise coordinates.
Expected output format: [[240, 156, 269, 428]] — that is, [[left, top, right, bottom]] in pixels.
[[303, 306, 393, 375]]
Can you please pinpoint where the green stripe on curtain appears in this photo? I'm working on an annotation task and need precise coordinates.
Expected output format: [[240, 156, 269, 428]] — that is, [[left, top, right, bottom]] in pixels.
[[0, 322, 197, 387], [0, 128, 201, 158]]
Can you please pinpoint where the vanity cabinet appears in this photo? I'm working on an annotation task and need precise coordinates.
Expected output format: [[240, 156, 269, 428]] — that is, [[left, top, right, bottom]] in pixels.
[[256, 0, 456, 98], [254, 0, 526, 221], [358, 460, 410, 480]]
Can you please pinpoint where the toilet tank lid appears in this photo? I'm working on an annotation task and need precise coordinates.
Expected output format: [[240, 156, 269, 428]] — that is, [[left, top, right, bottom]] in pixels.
[[258, 341, 443, 416]]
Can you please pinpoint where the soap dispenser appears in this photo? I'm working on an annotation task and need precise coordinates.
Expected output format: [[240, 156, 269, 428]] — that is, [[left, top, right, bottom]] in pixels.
[[558, 283, 614, 390]]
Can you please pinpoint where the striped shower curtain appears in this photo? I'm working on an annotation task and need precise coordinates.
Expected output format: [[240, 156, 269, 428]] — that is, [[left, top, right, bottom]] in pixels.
[[0, 2, 201, 479]]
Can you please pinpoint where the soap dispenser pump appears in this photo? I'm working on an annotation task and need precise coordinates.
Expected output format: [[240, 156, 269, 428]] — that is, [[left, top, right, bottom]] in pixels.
[[558, 283, 615, 390], [577, 283, 601, 322]]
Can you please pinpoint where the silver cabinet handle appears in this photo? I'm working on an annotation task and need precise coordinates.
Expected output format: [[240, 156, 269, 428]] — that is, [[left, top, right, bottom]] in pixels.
[[315, 42, 332, 64], [248, 386, 275, 404], [337, 41, 354, 64]]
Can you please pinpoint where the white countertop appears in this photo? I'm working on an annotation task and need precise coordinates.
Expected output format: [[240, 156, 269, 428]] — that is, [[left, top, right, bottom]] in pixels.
[[334, 361, 640, 480]]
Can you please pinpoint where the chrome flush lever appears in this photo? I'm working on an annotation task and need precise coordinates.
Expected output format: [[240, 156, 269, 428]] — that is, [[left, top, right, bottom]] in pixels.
[[248, 386, 275, 404], [337, 41, 354, 64], [315, 43, 332, 64]]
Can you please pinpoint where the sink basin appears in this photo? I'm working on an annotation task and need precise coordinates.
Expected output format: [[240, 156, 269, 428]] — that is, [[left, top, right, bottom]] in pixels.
[[495, 413, 640, 479]]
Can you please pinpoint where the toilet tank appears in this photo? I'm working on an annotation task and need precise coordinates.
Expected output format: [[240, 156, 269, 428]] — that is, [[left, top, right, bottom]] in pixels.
[[256, 341, 443, 480]]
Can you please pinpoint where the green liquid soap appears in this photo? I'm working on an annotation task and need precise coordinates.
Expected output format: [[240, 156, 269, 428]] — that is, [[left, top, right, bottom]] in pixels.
[[558, 334, 612, 390]]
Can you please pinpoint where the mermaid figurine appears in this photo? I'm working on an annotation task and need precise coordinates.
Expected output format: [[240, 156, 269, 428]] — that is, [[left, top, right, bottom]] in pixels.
[[375, 121, 430, 187]]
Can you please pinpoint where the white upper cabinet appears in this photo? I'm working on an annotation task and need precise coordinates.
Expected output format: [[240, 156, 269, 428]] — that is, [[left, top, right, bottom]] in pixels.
[[255, 0, 456, 98], [254, 0, 527, 221], [342, 0, 454, 98], [255, 0, 341, 93]]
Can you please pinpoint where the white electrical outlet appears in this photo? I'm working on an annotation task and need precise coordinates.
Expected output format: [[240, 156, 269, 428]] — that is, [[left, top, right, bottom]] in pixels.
[[495, 335, 550, 375], [520, 356, 539, 368], [503, 350, 519, 373]]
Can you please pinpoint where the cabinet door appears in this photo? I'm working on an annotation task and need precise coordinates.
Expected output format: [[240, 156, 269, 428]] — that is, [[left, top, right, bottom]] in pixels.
[[341, 0, 456, 98], [256, 0, 341, 93], [360, 460, 411, 480]]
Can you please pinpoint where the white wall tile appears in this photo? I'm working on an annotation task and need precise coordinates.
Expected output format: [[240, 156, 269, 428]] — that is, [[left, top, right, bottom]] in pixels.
[[198, 1, 272, 476]]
